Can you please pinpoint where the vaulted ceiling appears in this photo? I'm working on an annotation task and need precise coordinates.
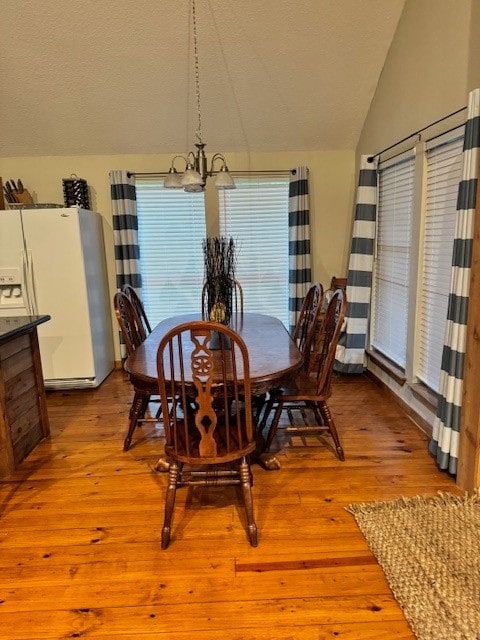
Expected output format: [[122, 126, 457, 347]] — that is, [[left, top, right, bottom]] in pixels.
[[0, 0, 406, 157]]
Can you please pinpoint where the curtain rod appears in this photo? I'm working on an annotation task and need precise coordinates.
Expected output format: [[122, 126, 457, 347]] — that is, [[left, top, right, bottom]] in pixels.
[[130, 169, 294, 177], [367, 105, 467, 163]]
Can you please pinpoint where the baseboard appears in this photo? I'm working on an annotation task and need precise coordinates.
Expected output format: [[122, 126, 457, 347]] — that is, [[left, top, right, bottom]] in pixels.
[[365, 369, 433, 439]]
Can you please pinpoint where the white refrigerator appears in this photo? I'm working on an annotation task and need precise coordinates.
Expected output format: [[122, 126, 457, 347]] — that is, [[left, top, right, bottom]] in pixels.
[[0, 207, 114, 389]]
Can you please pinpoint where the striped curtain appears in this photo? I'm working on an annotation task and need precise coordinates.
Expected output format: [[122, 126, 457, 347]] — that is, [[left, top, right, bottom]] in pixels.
[[110, 170, 142, 359], [335, 155, 378, 373], [429, 88, 480, 475], [110, 170, 142, 290], [289, 166, 311, 332]]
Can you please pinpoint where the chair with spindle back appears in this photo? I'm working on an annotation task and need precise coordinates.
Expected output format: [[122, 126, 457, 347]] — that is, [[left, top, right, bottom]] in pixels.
[[121, 283, 152, 335], [260, 289, 347, 461], [257, 282, 324, 428], [201, 278, 244, 320], [292, 282, 324, 372], [156, 320, 258, 549], [114, 291, 159, 451], [201, 277, 267, 419]]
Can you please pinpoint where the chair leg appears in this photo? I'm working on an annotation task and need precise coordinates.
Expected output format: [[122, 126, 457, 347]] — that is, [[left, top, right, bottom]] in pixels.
[[318, 400, 345, 461], [128, 390, 141, 419], [252, 393, 266, 422], [123, 393, 149, 452], [264, 401, 284, 452], [239, 457, 258, 547], [161, 462, 180, 549], [258, 394, 275, 433], [155, 402, 163, 419], [311, 401, 325, 426]]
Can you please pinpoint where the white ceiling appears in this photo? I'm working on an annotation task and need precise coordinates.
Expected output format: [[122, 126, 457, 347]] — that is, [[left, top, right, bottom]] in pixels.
[[0, 0, 405, 157]]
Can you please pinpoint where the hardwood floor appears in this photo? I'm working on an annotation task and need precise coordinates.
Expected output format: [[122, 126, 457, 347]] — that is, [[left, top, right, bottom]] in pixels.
[[0, 370, 458, 639]]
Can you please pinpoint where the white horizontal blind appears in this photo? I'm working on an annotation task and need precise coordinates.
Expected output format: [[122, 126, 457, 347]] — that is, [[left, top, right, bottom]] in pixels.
[[416, 128, 464, 391], [219, 173, 290, 327], [135, 176, 206, 325], [371, 151, 415, 367]]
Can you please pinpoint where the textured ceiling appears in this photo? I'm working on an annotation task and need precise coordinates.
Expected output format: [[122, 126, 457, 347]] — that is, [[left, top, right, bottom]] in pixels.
[[0, 0, 405, 157]]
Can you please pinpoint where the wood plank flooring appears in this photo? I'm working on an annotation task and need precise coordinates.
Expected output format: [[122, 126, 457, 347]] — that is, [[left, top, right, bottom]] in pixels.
[[0, 370, 458, 639]]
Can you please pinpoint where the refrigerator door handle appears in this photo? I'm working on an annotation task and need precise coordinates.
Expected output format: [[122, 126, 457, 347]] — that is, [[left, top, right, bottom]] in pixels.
[[22, 250, 38, 315]]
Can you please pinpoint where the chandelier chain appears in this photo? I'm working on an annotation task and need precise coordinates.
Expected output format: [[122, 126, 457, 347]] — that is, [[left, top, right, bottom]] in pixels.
[[163, 0, 235, 191], [192, 0, 203, 144]]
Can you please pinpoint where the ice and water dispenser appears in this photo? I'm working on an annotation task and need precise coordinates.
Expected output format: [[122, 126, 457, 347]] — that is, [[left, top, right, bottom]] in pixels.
[[0, 268, 25, 311]]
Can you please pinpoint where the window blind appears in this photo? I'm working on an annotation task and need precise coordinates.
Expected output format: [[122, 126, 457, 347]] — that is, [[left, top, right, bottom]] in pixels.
[[135, 176, 206, 325], [416, 128, 464, 391], [218, 173, 290, 327], [371, 150, 415, 367]]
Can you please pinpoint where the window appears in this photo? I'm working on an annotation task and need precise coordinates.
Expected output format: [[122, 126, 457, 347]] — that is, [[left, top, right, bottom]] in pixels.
[[371, 150, 415, 368], [219, 173, 290, 327], [416, 128, 464, 392], [135, 172, 290, 327], [135, 177, 206, 325], [369, 125, 465, 398]]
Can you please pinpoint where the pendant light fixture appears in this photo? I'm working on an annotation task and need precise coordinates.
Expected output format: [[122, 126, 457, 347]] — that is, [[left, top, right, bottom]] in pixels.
[[164, 0, 235, 192]]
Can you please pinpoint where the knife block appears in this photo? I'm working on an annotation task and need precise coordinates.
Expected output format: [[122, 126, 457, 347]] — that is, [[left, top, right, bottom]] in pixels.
[[13, 189, 34, 205]]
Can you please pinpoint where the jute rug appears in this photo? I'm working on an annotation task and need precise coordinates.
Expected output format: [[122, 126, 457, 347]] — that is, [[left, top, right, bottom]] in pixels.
[[346, 491, 480, 640]]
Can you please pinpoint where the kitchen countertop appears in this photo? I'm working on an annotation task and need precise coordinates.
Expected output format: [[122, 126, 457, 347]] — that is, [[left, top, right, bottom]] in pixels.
[[0, 315, 51, 343]]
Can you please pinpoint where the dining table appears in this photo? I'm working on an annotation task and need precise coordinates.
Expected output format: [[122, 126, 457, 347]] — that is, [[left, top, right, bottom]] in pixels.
[[124, 312, 303, 469]]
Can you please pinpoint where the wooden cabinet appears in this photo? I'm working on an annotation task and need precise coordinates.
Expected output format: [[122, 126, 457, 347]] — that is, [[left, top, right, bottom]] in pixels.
[[0, 316, 50, 478]]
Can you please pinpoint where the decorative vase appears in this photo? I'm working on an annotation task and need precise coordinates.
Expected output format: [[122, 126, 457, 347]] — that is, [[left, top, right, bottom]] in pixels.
[[202, 236, 237, 327]]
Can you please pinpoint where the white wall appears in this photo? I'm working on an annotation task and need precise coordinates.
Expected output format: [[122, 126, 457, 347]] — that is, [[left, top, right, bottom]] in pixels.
[[358, 0, 471, 158], [467, 0, 480, 91]]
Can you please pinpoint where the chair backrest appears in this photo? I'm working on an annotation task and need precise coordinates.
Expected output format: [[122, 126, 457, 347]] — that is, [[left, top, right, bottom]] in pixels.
[[312, 288, 347, 397], [156, 320, 256, 464], [114, 291, 147, 356], [292, 282, 324, 367], [201, 278, 244, 320], [330, 276, 347, 291], [120, 283, 152, 334]]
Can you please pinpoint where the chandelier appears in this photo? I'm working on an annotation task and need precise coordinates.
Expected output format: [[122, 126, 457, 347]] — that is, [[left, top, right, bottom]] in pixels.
[[164, 0, 235, 192]]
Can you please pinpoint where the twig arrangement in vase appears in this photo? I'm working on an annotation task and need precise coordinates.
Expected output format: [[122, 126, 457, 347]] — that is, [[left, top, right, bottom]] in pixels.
[[202, 236, 237, 325]]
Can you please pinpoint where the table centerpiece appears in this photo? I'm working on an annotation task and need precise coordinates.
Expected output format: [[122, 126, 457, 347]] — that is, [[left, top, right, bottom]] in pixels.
[[202, 236, 237, 326]]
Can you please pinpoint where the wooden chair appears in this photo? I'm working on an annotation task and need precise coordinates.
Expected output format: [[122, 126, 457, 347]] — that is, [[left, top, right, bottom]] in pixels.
[[120, 283, 152, 335], [202, 277, 268, 420], [255, 282, 324, 425], [292, 282, 324, 372], [114, 291, 158, 451], [330, 276, 347, 291], [260, 289, 347, 460], [201, 278, 244, 320], [156, 320, 258, 549], [317, 276, 347, 325], [114, 291, 146, 353]]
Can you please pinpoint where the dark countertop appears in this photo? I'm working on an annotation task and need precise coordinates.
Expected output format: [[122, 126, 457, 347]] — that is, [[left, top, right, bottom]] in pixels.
[[0, 315, 51, 343]]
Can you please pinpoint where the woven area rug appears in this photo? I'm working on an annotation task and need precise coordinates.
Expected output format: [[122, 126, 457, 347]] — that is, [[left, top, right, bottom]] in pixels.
[[346, 491, 480, 640]]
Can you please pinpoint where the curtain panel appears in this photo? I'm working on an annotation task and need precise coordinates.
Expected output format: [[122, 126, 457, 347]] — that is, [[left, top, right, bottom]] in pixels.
[[288, 166, 311, 333], [429, 88, 480, 475], [335, 155, 378, 373], [110, 170, 142, 290], [110, 169, 142, 359]]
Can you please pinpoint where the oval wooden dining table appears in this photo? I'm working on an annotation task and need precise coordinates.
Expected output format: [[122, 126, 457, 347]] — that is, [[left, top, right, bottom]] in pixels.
[[124, 312, 303, 469]]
